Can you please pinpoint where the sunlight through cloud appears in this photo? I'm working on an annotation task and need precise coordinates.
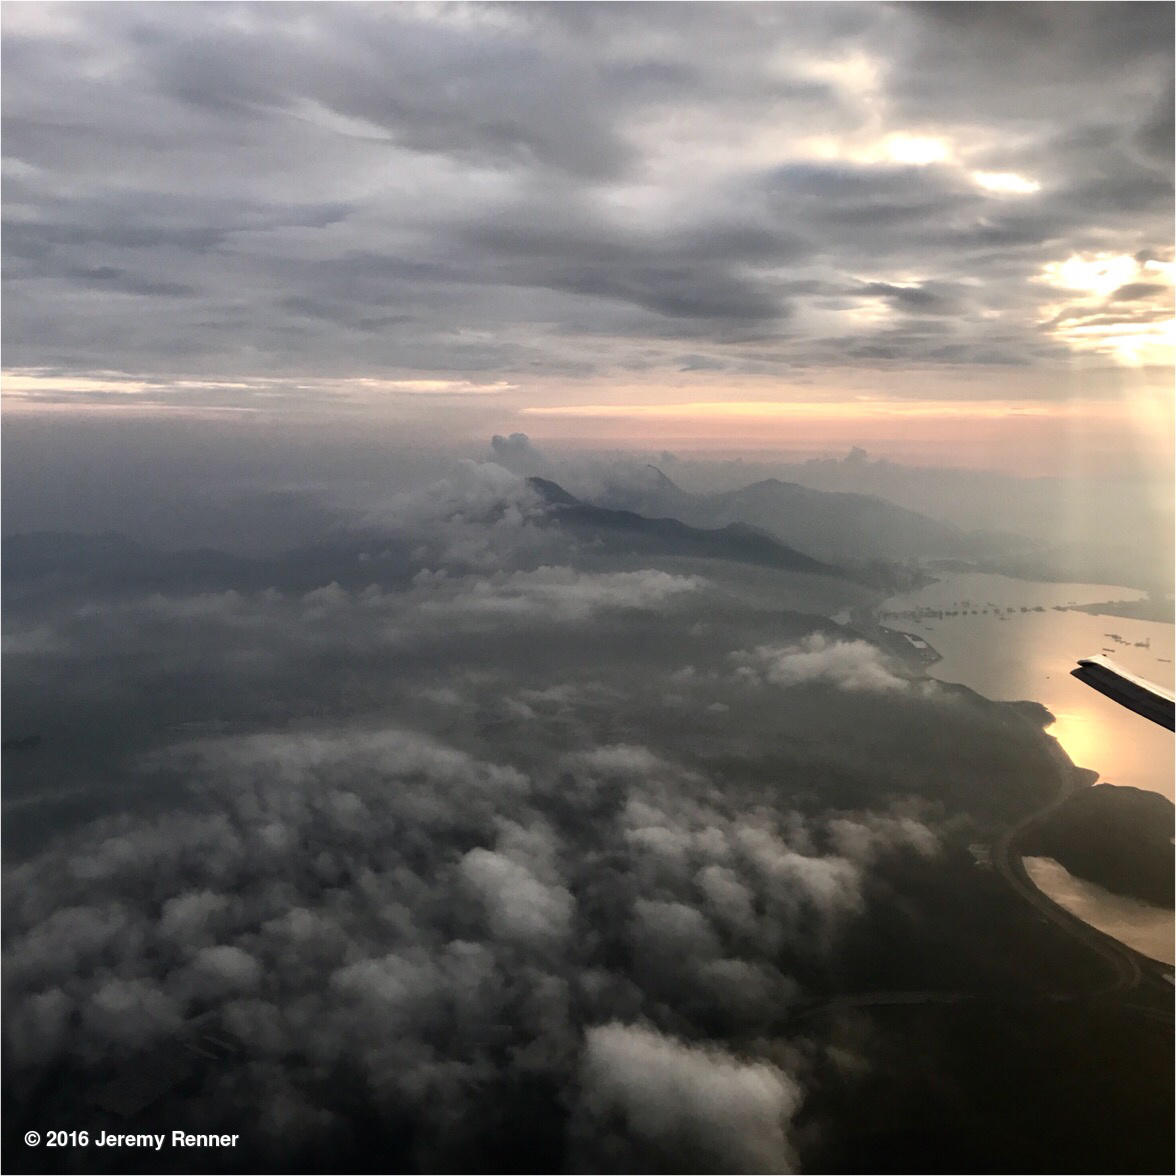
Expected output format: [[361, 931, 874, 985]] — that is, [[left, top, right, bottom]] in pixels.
[[971, 170, 1041, 195], [1037, 253, 1175, 366], [882, 134, 952, 166]]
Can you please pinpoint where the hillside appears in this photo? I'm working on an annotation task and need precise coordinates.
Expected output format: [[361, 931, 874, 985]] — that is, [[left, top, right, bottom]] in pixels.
[[527, 476, 847, 578], [1021, 784, 1175, 907], [592, 466, 1013, 564]]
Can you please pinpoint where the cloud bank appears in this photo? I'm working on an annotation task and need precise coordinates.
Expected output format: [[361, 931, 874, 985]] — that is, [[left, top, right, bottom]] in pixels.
[[5, 716, 937, 1169], [3, 3, 1170, 397]]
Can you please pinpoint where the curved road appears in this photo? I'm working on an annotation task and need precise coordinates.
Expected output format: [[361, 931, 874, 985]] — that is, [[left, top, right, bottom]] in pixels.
[[794, 616, 1170, 1022], [991, 777, 1144, 997], [789, 742, 1169, 1028]]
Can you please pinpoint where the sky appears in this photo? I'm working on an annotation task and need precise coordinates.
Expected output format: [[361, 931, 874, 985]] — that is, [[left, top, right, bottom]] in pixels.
[[2, 1, 1173, 474]]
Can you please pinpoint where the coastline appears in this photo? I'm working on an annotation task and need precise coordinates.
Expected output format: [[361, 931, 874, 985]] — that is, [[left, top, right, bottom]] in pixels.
[[863, 581, 1174, 983]]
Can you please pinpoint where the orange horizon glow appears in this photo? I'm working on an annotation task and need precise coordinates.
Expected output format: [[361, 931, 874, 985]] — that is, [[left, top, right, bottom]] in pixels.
[[514, 395, 1173, 477], [521, 398, 1118, 420], [4, 368, 1171, 479]]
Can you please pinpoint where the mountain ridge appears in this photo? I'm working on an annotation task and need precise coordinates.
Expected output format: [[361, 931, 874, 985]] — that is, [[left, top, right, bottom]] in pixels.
[[591, 465, 1012, 565], [527, 475, 850, 579]]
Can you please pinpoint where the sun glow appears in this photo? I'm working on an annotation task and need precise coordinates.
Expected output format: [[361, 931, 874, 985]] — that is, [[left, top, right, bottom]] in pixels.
[[797, 51, 884, 99], [1036, 253, 1175, 366], [1045, 710, 1105, 775], [1040, 253, 1142, 298], [882, 133, 952, 166], [971, 170, 1041, 195]]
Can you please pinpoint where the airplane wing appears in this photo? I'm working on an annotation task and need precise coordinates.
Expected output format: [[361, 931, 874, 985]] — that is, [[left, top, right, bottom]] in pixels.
[[1071, 654, 1176, 731]]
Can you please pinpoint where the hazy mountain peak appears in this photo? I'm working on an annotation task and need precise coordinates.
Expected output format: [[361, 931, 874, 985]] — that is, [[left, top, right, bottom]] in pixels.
[[526, 476, 844, 578], [643, 464, 687, 493], [526, 476, 581, 507]]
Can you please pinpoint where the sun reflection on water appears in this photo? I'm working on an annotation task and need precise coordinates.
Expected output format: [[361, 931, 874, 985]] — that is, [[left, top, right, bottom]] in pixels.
[[1046, 709, 1107, 779]]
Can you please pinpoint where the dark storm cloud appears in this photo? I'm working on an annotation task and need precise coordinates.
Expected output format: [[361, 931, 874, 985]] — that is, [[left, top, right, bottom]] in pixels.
[[1, 2, 1170, 391]]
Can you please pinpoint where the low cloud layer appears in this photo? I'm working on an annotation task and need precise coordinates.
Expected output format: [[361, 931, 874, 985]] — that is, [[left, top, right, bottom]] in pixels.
[[733, 634, 909, 693], [576, 1022, 802, 1173], [5, 717, 934, 1169], [419, 565, 706, 623]]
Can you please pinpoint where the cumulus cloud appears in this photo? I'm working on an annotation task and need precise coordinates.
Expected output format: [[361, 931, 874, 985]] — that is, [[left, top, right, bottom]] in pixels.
[[3, 697, 951, 1170], [159, 890, 231, 945], [828, 813, 941, 864], [365, 461, 556, 573], [576, 1022, 802, 1173], [460, 846, 575, 947], [735, 825, 865, 948], [490, 432, 547, 474], [83, 977, 184, 1052], [570, 743, 678, 779], [733, 633, 908, 693]]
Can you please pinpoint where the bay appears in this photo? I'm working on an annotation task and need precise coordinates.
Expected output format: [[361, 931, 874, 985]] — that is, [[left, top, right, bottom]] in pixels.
[[880, 572, 1173, 964], [880, 572, 1173, 799]]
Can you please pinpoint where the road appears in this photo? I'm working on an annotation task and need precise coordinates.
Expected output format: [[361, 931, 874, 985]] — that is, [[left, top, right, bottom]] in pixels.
[[787, 666, 1171, 1026], [991, 775, 1144, 997]]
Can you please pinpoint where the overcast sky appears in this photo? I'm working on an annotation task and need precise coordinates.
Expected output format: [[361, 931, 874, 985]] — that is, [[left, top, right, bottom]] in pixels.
[[2, 2, 1173, 470]]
